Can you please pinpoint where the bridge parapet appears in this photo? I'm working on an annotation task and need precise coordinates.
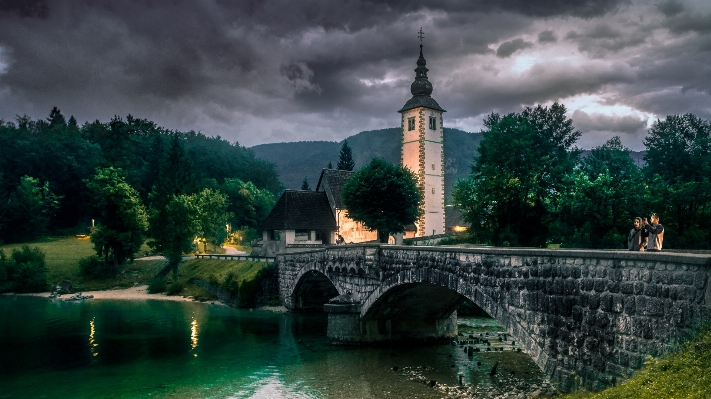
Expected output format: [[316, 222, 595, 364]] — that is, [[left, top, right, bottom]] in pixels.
[[278, 244, 711, 391]]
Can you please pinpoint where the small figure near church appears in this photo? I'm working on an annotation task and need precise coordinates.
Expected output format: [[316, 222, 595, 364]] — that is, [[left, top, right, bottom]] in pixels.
[[336, 234, 345, 245]]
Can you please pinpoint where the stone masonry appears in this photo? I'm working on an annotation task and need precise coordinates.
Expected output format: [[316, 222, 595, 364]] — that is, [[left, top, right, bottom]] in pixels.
[[277, 245, 711, 391]]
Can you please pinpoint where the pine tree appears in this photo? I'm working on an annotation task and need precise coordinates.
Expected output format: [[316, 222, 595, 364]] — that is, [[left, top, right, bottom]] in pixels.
[[301, 177, 311, 191], [328, 161, 333, 169], [337, 140, 355, 171]]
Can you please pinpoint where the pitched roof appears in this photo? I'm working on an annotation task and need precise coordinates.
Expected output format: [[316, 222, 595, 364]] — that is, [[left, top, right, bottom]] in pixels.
[[261, 190, 337, 231], [315, 169, 354, 209]]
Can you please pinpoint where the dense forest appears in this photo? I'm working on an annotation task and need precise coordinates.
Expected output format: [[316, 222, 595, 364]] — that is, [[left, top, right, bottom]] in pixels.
[[0, 107, 282, 245], [453, 104, 711, 250]]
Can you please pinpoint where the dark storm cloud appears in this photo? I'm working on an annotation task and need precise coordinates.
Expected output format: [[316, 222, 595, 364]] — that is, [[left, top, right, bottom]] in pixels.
[[0, 0, 709, 150], [496, 38, 534, 58], [538, 30, 558, 43]]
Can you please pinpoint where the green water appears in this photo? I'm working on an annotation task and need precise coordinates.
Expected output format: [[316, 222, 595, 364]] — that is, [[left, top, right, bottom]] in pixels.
[[0, 296, 545, 398]]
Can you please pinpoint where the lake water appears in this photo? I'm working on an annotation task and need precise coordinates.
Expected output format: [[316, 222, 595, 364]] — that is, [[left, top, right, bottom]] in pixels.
[[0, 296, 548, 398]]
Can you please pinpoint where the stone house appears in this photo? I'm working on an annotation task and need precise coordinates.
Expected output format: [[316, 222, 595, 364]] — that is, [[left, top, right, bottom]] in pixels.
[[255, 189, 337, 257]]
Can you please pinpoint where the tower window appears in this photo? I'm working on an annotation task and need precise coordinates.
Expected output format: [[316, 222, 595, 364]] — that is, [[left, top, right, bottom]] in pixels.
[[429, 116, 437, 130], [432, 187, 435, 194], [408, 117, 415, 131], [431, 163, 435, 170]]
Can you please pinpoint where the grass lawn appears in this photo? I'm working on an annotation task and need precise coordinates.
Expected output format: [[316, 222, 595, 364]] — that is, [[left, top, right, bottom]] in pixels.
[[172, 259, 272, 301], [1, 236, 164, 291], [560, 325, 711, 399]]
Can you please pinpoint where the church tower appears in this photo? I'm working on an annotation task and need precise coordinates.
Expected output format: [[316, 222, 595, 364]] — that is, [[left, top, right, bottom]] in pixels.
[[399, 31, 445, 237]]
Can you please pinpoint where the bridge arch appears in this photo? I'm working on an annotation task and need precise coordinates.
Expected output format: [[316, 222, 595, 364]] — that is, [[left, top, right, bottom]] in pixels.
[[290, 264, 341, 311], [360, 268, 547, 362]]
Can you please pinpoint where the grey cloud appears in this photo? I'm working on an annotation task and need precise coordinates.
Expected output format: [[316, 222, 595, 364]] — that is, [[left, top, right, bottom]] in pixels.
[[496, 38, 534, 58], [565, 23, 647, 57], [663, 11, 711, 35], [538, 30, 557, 43], [571, 109, 646, 134], [657, 1, 684, 17]]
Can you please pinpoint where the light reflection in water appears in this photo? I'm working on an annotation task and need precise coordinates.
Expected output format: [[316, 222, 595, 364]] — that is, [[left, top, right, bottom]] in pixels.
[[89, 317, 98, 357], [190, 318, 199, 356]]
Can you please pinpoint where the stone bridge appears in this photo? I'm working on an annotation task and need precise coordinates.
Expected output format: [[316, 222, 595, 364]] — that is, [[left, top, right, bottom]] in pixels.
[[276, 245, 711, 391]]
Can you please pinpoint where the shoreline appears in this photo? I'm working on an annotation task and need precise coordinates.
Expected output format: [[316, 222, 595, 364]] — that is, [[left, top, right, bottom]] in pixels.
[[9, 286, 288, 312]]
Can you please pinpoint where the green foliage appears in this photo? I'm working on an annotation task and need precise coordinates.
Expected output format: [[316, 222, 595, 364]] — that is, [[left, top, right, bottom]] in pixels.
[[553, 137, 645, 248], [0, 108, 281, 238], [147, 276, 167, 293], [86, 167, 148, 271], [220, 178, 275, 230], [194, 188, 232, 252], [642, 114, 711, 248], [342, 158, 422, 242], [0, 176, 62, 243], [454, 103, 580, 247], [78, 255, 114, 278], [148, 193, 199, 277], [337, 139, 355, 171], [166, 280, 185, 296], [301, 177, 311, 191], [5, 245, 48, 293]]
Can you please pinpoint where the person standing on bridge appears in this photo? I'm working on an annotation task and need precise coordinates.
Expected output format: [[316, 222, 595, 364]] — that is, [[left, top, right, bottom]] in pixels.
[[643, 213, 664, 251], [628, 217, 648, 251]]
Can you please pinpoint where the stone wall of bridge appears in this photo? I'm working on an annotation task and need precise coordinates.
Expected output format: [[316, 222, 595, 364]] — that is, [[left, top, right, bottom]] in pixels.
[[277, 245, 711, 391]]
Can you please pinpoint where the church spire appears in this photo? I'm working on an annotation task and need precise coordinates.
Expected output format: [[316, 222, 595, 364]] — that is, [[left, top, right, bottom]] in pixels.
[[399, 28, 444, 113], [411, 29, 433, 96]]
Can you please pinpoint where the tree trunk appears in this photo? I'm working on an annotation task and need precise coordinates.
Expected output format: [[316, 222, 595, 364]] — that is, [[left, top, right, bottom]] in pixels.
[[378, 230, 389, 243]]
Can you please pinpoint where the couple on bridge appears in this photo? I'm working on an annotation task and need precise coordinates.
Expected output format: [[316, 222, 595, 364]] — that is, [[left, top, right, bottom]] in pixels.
[[628, 213, 664, 252]]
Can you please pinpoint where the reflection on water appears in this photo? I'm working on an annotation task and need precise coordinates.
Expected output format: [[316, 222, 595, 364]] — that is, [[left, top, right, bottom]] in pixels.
[[89, 317, 98, 357], [0, 296, 545, 399], [190, 318, 199, 353]]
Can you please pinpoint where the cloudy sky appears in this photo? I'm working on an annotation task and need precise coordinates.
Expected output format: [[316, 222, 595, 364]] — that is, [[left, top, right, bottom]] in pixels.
[[0, 0, 710, 150]]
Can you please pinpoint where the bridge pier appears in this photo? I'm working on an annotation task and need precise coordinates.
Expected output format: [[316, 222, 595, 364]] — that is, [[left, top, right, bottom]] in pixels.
[[324, 303, 363, 343]]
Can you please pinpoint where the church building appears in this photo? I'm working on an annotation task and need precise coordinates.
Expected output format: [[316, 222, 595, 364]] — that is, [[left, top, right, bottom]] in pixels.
[[256, 35, 447, 254], [399, 38, 446, 237]]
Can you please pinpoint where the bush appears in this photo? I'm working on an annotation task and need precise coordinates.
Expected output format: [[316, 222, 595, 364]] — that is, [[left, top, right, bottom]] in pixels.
[[78, 255, 115, 278], [148, 277, 167, 293], [8, 245, 48, 293], [166, 280, 185, 296], [12, 262, 48, 293], [222, 271, 239, 295]]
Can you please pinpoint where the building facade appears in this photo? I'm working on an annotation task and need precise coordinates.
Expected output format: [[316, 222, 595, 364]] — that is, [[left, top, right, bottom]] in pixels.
[[398, 44, 446, 237]]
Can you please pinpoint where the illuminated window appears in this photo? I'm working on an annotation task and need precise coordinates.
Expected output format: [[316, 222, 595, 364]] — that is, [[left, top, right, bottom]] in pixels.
[[408, 117, 415, 131]]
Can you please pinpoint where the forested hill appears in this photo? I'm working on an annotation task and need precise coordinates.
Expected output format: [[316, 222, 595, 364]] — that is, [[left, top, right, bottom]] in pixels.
[[0, 108, 282, 243], [251, 127, 484, 199]]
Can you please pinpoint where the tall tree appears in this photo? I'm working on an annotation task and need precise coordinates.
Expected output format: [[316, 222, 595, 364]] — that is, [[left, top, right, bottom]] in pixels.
[[553, 137, 644, 248], [301, 177, 311, 191], [194, 188, 232, 252], [643, 114, 711, 247], [0, 176, 62, 243], [86, 167, 148, 273], [220, 178, 275, 229], [337, 140, 355, 171], [342, 158, 422, 243], [453, 103, 580, 246], [149, 194, 199, 278]]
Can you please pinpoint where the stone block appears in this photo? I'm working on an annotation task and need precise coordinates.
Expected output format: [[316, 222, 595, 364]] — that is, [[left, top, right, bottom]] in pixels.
[[636, 296, 647, 316], [646, 298, 665, 317], [694, 272, 708, 290], [588, 293, 601, 310], [633, 282, 645, 295], [611, 294, 624, 313], [594, 279, 607, 292], [600, 293, 613, 312], [640, 269, 652, 283], [620, 282, 634, 294], [644, 283, 657, 297]]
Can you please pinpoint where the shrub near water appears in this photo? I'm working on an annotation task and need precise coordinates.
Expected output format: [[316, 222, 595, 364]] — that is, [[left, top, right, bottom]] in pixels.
[[561, 325, 711, 399], [148, 277, 167, 293], [3, 245, 49, 293]]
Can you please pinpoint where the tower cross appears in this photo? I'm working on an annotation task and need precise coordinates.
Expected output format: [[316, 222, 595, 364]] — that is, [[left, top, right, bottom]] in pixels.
[[418, 28, 425, 44]]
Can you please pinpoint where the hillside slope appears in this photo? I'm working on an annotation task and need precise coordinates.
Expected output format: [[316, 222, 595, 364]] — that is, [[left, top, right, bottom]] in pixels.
[[251, 127, 483, 199]]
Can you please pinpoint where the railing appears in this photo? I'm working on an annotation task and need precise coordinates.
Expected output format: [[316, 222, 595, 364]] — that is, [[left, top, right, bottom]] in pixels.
[[194, 254, 275, 263]]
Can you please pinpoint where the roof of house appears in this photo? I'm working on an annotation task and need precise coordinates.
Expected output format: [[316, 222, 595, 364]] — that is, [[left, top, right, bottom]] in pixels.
[[315, 168, 355, 209], [261, 190, 337, 231]]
